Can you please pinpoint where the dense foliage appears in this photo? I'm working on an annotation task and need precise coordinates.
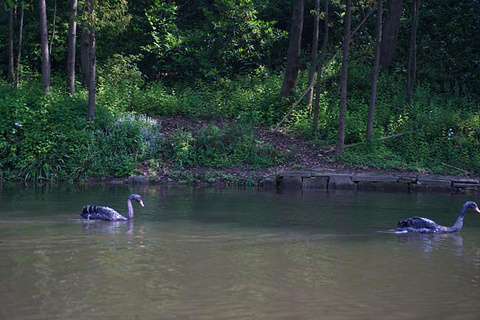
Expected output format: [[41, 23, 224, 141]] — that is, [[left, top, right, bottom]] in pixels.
[[0, 75, 288, 181], [0, 0, 479, 180], [0, 80, 159, 180]]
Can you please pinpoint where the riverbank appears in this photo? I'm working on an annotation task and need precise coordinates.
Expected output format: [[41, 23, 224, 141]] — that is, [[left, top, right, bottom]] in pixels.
[[3, 76, 479, 183], [2, 112, 478, 190], [105, 168, 480, 194], [96, 116, 480, 193]]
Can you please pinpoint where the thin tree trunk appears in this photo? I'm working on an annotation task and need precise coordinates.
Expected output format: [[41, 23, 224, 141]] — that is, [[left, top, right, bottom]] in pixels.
[[49, 0, 57, 64], [335, 0, 351, 156], [366, 0, 383, 141], [81, 18, 90, 86], [273, 3, 371, 133], [380, 0, 403, 68], [313, 0, 329, 133], [87, 29, 96, 120], [39, 0, 50, 95], [305, 0, 320, 107], [80, 1, 90, 86], [280, 0, 305, 98], [406, 0, 420, 104], [8, 7, 15, 83], [87, 0, 96, 120], [327, 83, 341, 114], [16, 4, 24, 88], [67, 0, 78, 95], [349, 6, 374, 60]]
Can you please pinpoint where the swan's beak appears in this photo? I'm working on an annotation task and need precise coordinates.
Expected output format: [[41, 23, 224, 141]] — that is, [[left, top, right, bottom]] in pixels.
[[139, 200, 145, 207], [475, 207, 480, 214]]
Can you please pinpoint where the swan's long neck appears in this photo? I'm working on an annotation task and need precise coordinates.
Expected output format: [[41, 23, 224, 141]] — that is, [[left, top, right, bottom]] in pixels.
[[126, 198, 134, 220], [446, 205, 468, 233]]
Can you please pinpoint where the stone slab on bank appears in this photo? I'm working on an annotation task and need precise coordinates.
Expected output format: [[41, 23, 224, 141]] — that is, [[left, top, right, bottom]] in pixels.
[[351, 173, 399, 183], [328, 174, 357, 191], [275, 170, 480, 193], [302, 176, 329, 190]]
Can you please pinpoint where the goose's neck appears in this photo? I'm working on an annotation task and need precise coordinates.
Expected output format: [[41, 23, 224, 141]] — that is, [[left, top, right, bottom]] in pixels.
[[126, 199, 134, 220], [446, 205, 468, 233]]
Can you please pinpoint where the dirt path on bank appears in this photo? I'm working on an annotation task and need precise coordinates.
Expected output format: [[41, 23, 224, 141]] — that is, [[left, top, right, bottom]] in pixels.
[[152, 116, 446, 183]]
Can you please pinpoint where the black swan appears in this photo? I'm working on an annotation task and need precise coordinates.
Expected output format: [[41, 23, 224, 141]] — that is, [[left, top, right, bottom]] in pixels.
[[395, 201, 480, 233], [79, 194, 144, 221]]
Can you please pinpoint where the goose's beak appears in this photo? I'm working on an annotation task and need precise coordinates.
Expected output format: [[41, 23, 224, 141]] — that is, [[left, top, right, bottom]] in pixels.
[[139, 200, 145, 207]]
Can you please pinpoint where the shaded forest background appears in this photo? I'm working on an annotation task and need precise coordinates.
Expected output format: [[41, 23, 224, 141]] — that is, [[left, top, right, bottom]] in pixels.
[[0, 0, 479, 182]]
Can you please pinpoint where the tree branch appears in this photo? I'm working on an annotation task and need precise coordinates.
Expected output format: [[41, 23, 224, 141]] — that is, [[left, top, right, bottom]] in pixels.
[[324, 131, 415, 153]]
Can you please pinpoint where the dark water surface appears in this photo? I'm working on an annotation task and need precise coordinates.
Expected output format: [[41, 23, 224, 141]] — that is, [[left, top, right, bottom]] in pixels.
[[1, 183, 480, 319]]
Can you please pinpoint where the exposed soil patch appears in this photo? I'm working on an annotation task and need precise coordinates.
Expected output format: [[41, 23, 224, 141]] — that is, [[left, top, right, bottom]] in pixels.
[[146, 116, 414, 185], [158, 116, 335, 168]]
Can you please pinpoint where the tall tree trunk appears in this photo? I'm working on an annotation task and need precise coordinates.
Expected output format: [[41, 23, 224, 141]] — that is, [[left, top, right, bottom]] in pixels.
[[8, 7, 15, 83], [80, 0, 90, 87], [81, 19, 90, 86], [280, 0, 305, 98], [335, 0, 351, 156], [305, 0, 320, 106], [39, 0, 50, 95], [380, 0, 403, 68], [366, 0, 383, 141], [16, 4, 24, 88], [406, 0, 420, 104], [67, 0, 78, 95], [87, 0, 96, 120], [313, 0, 329, 133], [49, 0, 57, 66]]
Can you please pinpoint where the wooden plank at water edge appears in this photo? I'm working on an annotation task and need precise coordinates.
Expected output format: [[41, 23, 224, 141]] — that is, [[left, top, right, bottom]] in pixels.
[[416, 178, 452, 187], [452, 182, 480, 190], [451, 177, 480, 184], [411, 178, 452, 192]]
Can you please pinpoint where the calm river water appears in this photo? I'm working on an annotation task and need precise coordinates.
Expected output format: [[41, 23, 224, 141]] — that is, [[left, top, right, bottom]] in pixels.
[[1, 183, 480, 319]]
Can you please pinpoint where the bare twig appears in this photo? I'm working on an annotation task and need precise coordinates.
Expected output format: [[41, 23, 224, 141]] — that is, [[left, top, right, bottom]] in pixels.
[[440, 162, 471, 175], [272, 82, 314, 132], [324, 131, 415, 153]]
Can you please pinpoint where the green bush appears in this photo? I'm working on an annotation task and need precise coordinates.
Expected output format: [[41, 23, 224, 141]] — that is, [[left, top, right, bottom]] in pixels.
[[163, 123, 287, 169], [128, 74, 287, 126], [97, 54, 144, 114], [85, 113, 162, 178], [0, 81, 163, 180]]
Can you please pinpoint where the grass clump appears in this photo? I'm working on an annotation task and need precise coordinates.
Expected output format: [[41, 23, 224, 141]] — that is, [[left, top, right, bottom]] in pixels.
[[163, 123, 288, 169], [85, 113, 162, 178]]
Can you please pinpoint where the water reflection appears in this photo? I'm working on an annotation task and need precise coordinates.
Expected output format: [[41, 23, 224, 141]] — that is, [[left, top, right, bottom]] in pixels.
[[2, 184, 480, 319], [80, 219, 135, 235], [396, 232, 464, 257], [79, 220, 148, 251]]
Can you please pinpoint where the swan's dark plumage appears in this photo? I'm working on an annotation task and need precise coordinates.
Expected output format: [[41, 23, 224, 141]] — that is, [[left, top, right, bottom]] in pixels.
[[79, 194, 144, 221], [395, 201, 480, 233], [396, 216, 442, 233]]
